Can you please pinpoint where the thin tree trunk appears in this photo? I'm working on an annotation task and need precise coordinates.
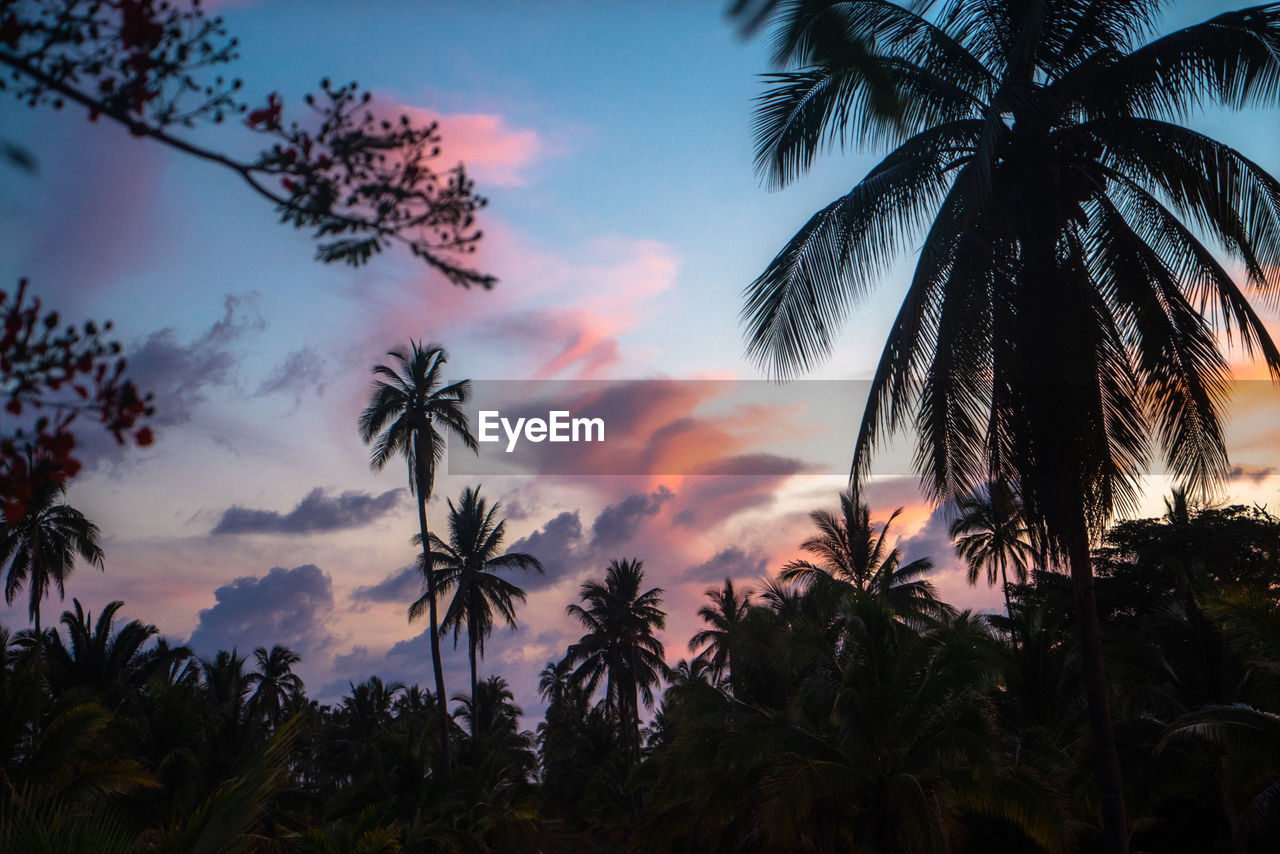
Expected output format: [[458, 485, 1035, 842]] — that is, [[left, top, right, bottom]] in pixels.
[[629, 654, 642, 768], [469, 619, 478, 734], [1067, 517, 1128, 854], [415, 459, 451, 776], [999, 559, 1017, 648]]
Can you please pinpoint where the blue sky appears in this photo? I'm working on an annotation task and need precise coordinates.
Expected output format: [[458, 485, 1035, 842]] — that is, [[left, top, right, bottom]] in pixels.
[[2, 0, 1279, 716]]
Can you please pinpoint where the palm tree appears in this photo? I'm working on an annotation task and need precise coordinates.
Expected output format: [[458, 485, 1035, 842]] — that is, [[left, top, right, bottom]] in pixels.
[[741, 4, 1280, 850], [565, 558, 669, 765], [414, 485, 542, 710], [359, 341, 478, 774], [538, 658, 577, 711], [781, 490, 945, 626], [688, 578, 751, 690], [39, 599, 162, 706], [452, 675, 523, 740], [248, 645, 304, 729], [338, 676, 405, 737], [0, 480, 103, 633], [950, 481, 1039, 632]]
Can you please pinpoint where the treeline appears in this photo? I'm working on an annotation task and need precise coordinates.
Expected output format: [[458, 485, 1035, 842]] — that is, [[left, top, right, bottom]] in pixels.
[[3, 491, 1280, 852]]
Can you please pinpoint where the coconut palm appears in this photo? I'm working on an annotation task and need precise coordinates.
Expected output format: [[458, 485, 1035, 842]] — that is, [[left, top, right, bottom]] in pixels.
[[248, 645, 304, 729], [781, 490, 946, 626], [0, 480, 103, 633], [565, 558, 669, 765], [414, 485, 542, 711], [642, 601, 1062, 853], [38, 600, 163, 706], [688, 578, 751, 690], [950, 481, 1039, 631], [742, 3, 1280, 849], [359, 341, 478, 774]]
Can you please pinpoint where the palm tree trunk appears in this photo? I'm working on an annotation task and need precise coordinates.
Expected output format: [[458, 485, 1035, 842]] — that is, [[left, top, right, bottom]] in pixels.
[[999, 558, 1017, 648], [468, 619, 478, 733], [629, 664, 641, 768], [1067, 516, 1128, 854], [414, 459, 451, 776]]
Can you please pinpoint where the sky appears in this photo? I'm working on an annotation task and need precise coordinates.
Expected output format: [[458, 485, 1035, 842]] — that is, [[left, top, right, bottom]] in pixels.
[[2, 0, 1279, 720]]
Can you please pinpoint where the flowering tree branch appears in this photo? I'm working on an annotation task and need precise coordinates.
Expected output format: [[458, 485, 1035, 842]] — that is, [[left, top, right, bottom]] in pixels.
[[0, 0, 496, 506], [0, 279, 152, 520], [0, 0, 494, 286]]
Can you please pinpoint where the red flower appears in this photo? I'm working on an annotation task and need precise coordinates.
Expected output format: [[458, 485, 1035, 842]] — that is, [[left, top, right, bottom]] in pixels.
[[135, 426, 154, 446], [120, 1, 164, 50], [247, 93, 283, 130]]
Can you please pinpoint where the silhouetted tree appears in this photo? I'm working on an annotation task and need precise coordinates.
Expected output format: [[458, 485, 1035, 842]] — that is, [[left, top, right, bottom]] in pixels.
[[689, 578, 751, 691], [781, 490, 946, 627], [741, 3, 1280, 849], [951, 481, 1038, 633], [0, 480, 103, 633], [566, 558, 669, 767], [360, 341, 477, 774], [249, 645, 304, 730], [418, 486, 542, 710]]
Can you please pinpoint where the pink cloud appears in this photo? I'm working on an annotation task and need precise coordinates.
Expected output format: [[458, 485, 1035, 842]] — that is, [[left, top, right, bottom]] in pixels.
[[391, 104, 543, 188]]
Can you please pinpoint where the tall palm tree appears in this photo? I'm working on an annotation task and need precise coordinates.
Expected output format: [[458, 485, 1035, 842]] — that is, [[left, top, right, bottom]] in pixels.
[[359, 341, 477, 774], [741, 3, 1280, 850], [688, 578, 751, 690], [565, 558, 669, 765], [781, 490, 945, 626], [414, 485, 543, 711], [249, 645, 304, 729], [0, 480, 103, 633], [950, 481, 1039, 631]]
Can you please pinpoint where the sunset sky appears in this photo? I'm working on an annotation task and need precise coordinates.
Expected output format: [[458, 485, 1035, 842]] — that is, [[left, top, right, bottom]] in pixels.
[[2, 0, 1278, 718]]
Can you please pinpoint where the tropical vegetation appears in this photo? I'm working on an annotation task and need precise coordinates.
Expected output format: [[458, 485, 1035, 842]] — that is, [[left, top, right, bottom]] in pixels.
[[3, 491, 1280, 851], [2, 1, 1280, 852], [740, 0, 1280, 850]]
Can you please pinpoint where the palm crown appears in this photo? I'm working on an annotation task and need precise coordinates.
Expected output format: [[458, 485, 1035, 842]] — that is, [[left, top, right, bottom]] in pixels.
[[566, 558, 669, 765], [780, 490, 945, 625], [358, 341, 478, 495], [0, 480, 104, 633], [744, 0, 1280, 538], [414, 485, 543, 705], [950, 481, 1040, 625], [689, 578, 752, 688], [741, 4, 1280, 849]]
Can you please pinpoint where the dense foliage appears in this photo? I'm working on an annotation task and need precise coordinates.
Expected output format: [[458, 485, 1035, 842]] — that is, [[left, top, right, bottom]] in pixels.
[[2, 493, 1279, 852]]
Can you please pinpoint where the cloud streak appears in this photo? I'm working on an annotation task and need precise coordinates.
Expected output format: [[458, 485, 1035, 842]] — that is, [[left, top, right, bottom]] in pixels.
[[255, 347, 328, 404], [130, 294, 266, 428], [351, 565, 421, 603], [681, 547, 769, 584], [212, 488, 403, 535]]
